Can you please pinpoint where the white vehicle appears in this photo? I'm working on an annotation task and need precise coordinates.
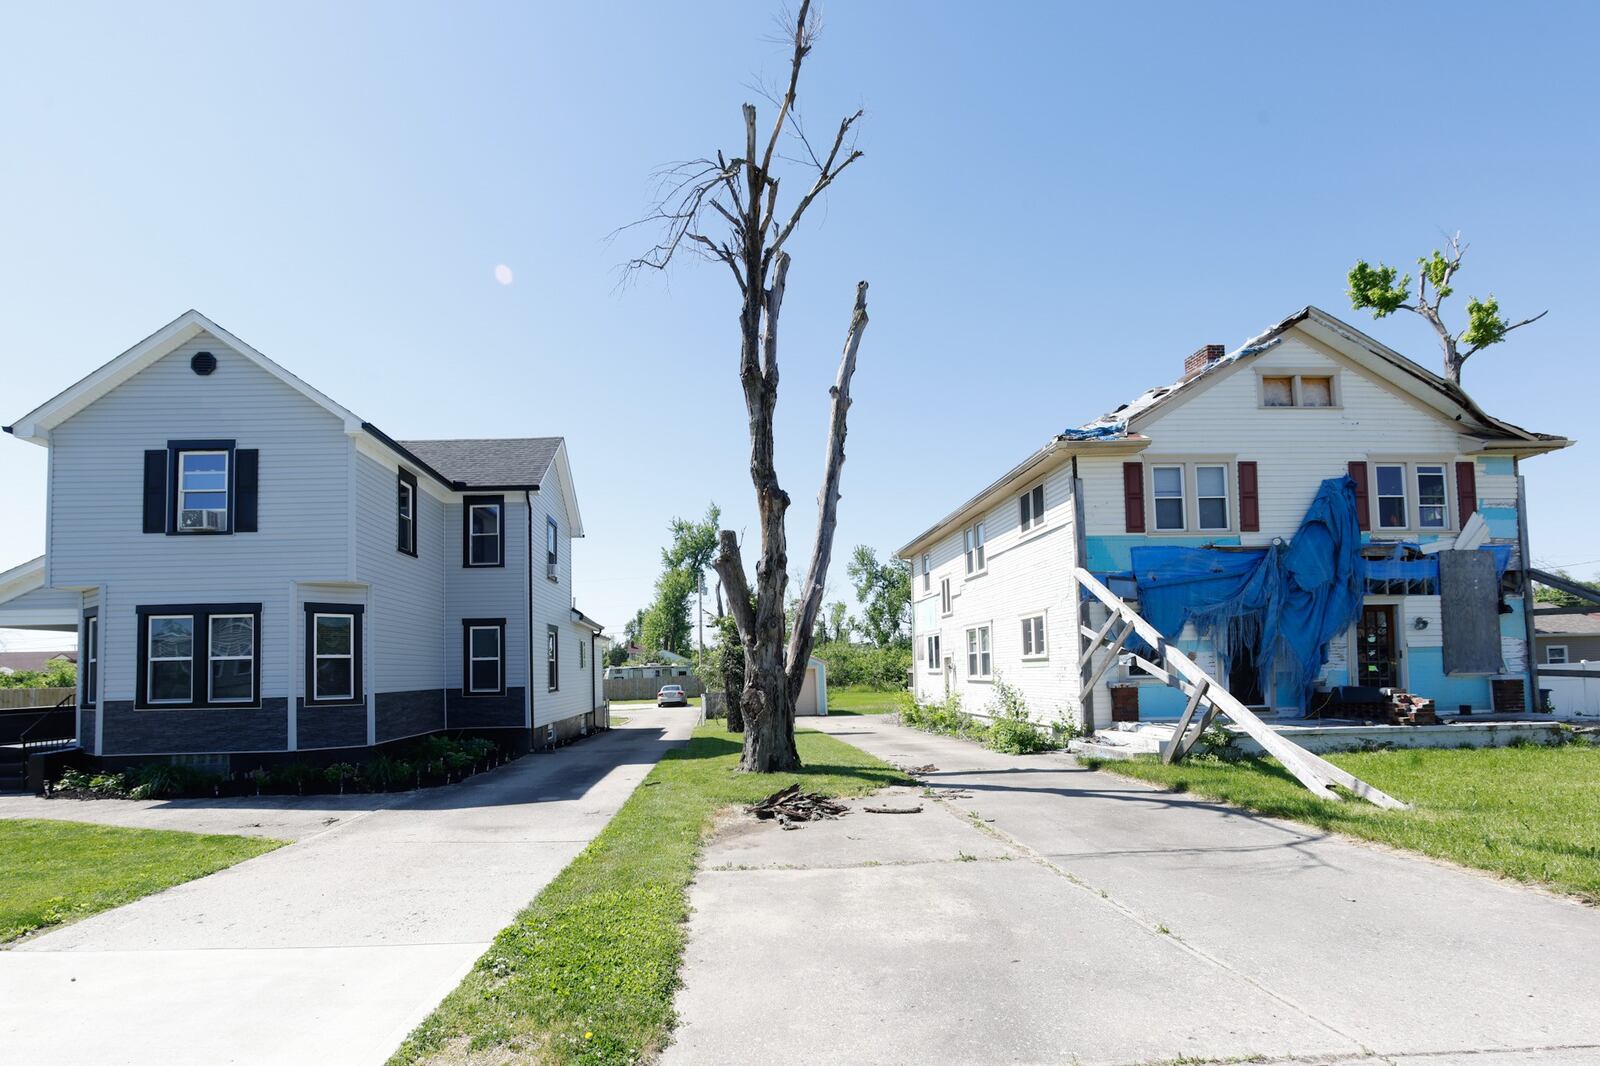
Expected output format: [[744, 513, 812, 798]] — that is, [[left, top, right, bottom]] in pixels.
[[657, 684, 688, 707]]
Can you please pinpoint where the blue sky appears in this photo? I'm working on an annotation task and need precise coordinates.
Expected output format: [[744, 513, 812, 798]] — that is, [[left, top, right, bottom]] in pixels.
[[2, 1, 1596, 649]]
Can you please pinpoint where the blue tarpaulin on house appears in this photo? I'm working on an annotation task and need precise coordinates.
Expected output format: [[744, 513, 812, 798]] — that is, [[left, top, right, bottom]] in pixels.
[[1127, 476, 1367, 710]]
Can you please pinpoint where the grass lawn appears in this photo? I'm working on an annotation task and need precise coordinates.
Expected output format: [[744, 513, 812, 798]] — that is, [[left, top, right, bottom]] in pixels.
[[0, 819, 283, 943], [390, 720, 908, 1066], [826, 685, 906, 715], [1084, 742, 1600, 904]]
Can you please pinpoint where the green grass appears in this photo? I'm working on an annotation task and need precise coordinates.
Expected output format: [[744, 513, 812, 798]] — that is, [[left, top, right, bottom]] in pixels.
[[0, 819, 283, 943], [1084, 742, 1600, 903], [826, 684, 906, 715], [390, 721, 908, 1066]]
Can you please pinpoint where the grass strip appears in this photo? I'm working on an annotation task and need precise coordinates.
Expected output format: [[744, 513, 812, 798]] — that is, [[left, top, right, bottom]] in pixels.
[[1084, 742, 1600, 903], [0, 818, 283, 943], [391, 720, 908, 1066]]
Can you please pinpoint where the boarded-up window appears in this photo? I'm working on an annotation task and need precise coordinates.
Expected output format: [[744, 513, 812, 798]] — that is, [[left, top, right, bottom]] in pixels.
[[1300, 376, 1334, 407], [1262, 376, 1294, 407], [1440, 550, 1502, 674]]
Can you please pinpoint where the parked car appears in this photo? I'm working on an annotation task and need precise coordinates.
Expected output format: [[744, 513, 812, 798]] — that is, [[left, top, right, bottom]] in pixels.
[[657, 684, 688, 707]]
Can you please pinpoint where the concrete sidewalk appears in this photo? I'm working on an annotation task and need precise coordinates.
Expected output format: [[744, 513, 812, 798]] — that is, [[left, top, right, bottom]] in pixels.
[[0, 709, 694, 1066], [666, 717, 1600, 1066]]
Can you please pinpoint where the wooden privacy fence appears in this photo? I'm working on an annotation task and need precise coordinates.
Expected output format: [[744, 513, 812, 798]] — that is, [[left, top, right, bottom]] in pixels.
[[0, 687, 75, 712], [605, 675, 705, 702]]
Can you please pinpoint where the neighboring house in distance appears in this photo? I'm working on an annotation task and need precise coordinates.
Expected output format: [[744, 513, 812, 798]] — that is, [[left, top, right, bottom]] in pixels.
[[606, 662, 693, 681], [899, 306, 1570, 728], [1, 310, 607, 768], [1533, 612, 1600, 665], [0, 650, 76, 676]]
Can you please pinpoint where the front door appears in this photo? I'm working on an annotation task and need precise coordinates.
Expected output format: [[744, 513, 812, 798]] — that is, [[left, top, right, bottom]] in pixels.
[[1356, 604, 1400, 689]]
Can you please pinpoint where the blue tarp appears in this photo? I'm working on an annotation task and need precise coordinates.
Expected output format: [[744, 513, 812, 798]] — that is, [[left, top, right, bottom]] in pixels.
[[1128, 476, 1367, 710]]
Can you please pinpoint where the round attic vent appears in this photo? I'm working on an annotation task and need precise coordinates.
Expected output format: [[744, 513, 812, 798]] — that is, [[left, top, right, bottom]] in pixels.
[[191, 351, 217, 376]]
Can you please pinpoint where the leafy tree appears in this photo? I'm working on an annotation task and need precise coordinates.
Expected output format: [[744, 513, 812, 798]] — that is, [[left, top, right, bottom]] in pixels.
[[622, 609, 647, 654], [603, 642, 629, 668], [642, 567, 695, 656], [696, 612, 747, 732], [1347, 232, 1546, 384], [662, 503, 721, 649], [0, 659, 76, 689], [846, 545, 911, 647]]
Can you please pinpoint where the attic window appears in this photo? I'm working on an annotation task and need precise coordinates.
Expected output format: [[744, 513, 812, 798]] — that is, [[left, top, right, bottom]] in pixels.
[[1261, 373, 1336, 408], [191, 351, 217, 376], [1263, 376, 1294, 407]]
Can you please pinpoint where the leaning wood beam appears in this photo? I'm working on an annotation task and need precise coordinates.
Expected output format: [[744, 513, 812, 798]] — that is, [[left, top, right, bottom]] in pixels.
[[1172, 699, 1224, 763], [1079, 612, 1121, 661], [1081, 623, 1133, 698], [1528, 568, 1600, 607], [1073, 567, 1409, 809], [1162, 679, 1210, 765]]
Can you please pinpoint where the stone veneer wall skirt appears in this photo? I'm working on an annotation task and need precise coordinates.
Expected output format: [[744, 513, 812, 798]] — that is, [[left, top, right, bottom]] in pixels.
[[100, 698, 290, 755], [376, 689, 447, 743], [446, 687, 526, 729], [295, 701, 368, 750]]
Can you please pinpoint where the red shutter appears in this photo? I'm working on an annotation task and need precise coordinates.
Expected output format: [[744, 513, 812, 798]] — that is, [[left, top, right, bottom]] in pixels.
[[1122, 462, 1145, 533], [1237, 461, 1259, 532], [1348, 461, 1370, 531], [1455, 461, 1478, 525]]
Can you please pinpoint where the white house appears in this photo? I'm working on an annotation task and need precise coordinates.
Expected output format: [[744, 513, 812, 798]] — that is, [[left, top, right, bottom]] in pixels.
[[1, 310, 608, 769], [899, 307, 1569, 730]]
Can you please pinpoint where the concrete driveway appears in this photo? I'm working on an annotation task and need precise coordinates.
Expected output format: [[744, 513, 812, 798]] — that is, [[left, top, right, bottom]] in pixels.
[[666, 717, 1600, 1066], [0, 708, 693, 1066]]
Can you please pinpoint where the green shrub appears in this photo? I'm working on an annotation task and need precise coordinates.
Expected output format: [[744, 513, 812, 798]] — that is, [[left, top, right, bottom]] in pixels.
[[810, 640, 913, 689], [0, 660, 77, 689], [323, 762, 359, 793], [984, 679, 1057, 754], [360, 755, 415, 792], [127, 764, 219, 800]]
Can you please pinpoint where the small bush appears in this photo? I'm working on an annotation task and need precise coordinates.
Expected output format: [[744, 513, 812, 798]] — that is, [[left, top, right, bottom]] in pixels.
[[127, 764, 219, 800], [983, 678, 1063, 754], [360, 755, 415, 792]]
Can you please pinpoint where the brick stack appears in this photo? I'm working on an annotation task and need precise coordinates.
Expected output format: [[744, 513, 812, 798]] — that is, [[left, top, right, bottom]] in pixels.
[[1387, 692, 1438, 726]]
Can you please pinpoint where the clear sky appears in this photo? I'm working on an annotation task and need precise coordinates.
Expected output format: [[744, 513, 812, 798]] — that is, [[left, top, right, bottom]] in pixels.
[[2, 1, 1596, 651]]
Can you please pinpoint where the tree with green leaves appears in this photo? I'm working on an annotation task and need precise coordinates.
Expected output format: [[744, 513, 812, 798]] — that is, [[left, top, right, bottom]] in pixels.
[[846, 545, 911, 647], [1533, 569, 1600, 609], [642, 567, 695, 656], [603, 642, 628, 669], [1346, 232, 1547, 385], [662, 503, 721, 650]]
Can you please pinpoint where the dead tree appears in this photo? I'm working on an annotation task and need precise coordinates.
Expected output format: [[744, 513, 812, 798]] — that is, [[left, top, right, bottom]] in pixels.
[[624, 0, 868, 770]]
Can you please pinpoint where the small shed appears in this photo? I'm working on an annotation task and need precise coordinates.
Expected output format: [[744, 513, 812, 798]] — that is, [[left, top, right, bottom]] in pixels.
[[794, 655, 829, 717]]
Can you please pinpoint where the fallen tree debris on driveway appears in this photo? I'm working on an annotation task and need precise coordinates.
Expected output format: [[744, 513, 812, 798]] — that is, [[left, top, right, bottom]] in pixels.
[[902, 764, 939, 776], [748, 784, 850, 828]]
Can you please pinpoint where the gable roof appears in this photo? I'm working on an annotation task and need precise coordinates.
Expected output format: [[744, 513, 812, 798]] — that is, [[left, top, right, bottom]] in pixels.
[[399, 437, 563, 489], [1534, 613, 1600, 636], [5, 311, 585, 531], [897, 305, 1571, 557]]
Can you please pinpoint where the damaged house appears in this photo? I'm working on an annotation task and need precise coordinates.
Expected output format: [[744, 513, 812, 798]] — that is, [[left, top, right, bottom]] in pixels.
[[899, 306, 1570, 734]]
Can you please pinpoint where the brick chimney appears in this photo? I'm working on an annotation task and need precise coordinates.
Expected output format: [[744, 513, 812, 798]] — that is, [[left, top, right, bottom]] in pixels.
[[1184, 343, 1226, 378]]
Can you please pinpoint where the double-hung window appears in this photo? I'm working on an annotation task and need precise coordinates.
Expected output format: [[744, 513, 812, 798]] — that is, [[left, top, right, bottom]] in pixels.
[[1374, 464, 1408, 529], [966, 625, 992, 679], [578, 639, 587, 669], [1153, 466, 1185, 531], [177, 450, 229, 532], [964, 522, 986, 575], [82, 610, 98, 707], [1416, 465, 1448, 529], [397, 469, 418, 556], [311, 611, 355, 702], [138, 603, 263, 709], [940, 577, 953, 616], [546, 516, 559, 580], [463, 619, 506, 696], [1019, 483, 1046, 532], [547, 624, 560, 691], [1196, 465, 1229, 531], [1020, 614, 1047, 659], [925, 633, 941, 672], [463, 495, 505, 567], [1547, 645, 1570, 665], [921, 554, 930, 593]]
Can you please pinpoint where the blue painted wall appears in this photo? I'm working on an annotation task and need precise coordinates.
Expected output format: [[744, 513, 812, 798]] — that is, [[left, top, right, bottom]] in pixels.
[[1086, 534, 1240, 572]]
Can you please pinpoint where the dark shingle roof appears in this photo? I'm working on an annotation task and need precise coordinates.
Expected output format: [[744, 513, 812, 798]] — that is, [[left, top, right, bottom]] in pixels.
[[397, 437, 562, 489], [1534, 612, 1600, 636]]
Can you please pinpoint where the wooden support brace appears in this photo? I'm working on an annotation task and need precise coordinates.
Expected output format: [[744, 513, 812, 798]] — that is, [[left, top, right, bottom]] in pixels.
[[1162, 679, 1209, 765], [1081, 623, 1133, 697]]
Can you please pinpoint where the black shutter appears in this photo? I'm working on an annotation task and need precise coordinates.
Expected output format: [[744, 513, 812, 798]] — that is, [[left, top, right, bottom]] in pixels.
[[235, 449, 259, 532], [143, 450, 168, 533]]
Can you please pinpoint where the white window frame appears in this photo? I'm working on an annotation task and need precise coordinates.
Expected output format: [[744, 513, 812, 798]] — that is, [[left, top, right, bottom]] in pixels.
[[547, 625, 560, 692], [177, 449, 229, 532], [468, 502, 503, 566], [1019, 483, 1046, 533], [398, 479, 416, 553], [1195, 464, 1229, 532], [925, 633, 942, 673], [1415, 464, 1449, 531], [206, 613, 255, 704], [966, 623, 993, 680], [578, 639, 587, 669], [940, 576, 953, 617], [147, 614, 195, 705], [1547, 644, 1569, 665], [963, 522, 987, 575], [1152, 465, 1186, 532], [313, 612, 356, 702], [1374, 463, 1409, 530], [1020, 613, 1047, 660], [468, 624, 503, 695], [921, 554, 930, 593]]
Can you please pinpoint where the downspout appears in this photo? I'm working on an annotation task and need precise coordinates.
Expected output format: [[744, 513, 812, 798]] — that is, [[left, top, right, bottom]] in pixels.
[[526, 490, 537, 744], [1516, 463, 1539, 712]]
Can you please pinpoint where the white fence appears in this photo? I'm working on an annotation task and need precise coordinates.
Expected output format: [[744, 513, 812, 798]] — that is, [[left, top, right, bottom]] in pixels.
[[1540, 662, 1600, 717]]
